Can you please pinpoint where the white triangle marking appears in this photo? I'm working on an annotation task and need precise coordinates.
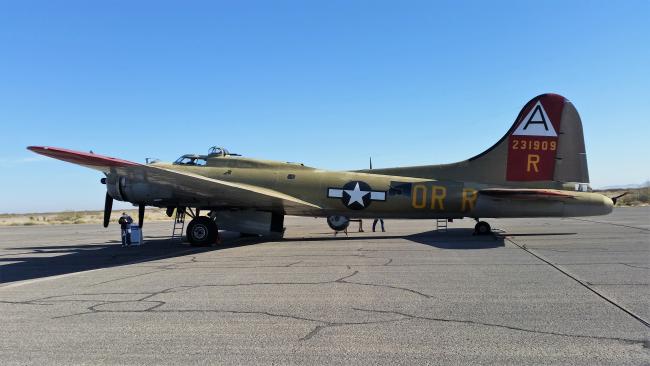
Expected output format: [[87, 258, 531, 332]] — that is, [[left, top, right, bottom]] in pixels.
[[512, 101, 558, 137]]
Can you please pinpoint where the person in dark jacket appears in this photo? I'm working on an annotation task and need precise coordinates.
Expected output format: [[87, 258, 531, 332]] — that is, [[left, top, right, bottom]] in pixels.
[[118, 212, 133, 247]]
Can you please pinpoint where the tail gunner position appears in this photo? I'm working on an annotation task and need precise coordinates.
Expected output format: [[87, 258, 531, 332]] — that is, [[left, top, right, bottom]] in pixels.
[[29, 94, 615, 245]]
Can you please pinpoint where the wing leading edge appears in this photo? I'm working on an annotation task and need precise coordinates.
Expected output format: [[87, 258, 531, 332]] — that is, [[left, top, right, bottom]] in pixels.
[[27, 146, 321, 212]]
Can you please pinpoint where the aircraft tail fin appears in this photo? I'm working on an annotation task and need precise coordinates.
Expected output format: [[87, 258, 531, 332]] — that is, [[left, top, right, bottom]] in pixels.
[[365, 93, 590, 187]]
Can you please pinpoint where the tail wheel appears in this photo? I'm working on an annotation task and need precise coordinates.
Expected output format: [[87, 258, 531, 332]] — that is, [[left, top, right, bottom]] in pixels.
[[186, 216, 218, 246], [475, 221, 491, 235]]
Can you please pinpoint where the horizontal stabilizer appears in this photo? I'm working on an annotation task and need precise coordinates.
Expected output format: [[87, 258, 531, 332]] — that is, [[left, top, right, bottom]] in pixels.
[[479, 188, 575, 200]]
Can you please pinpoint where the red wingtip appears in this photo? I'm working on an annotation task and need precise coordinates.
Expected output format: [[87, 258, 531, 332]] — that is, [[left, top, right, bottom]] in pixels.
[[26, 146, 138, 167]]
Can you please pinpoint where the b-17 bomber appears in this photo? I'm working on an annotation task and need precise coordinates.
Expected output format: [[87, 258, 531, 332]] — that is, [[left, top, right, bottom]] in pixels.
[[29, 94, 617, 245]]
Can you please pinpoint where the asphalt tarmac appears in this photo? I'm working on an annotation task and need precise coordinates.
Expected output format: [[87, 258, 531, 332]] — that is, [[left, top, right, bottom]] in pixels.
[[1, 208, 648, 365]]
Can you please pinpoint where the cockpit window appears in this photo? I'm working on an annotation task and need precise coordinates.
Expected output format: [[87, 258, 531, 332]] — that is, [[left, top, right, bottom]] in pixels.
[[173, 156, 207, 166], [208, 146, 229, 157]]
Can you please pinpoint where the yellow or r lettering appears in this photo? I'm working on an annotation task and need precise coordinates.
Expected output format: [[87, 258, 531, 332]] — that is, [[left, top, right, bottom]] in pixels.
[[527, 154, 540, 173], [461, 188, 478, 212], [430, 185, 446, 210], [412, 184, 427, 209]]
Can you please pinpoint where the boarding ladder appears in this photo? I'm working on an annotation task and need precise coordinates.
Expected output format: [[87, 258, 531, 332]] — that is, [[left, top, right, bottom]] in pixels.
[[436, 219, 448, 232], [172, 209, 186, 241]]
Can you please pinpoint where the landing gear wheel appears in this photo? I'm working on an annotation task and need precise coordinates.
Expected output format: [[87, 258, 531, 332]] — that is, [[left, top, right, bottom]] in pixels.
[[474, 221, 491, 235], [186, 216, 218, 246], [327, 215, 350, 232]]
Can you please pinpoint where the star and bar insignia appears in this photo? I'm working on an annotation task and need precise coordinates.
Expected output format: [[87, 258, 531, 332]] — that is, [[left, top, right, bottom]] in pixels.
[[327, 181, 386, 210]]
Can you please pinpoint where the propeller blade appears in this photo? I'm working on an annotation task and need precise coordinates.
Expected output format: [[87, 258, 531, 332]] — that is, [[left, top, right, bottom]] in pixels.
[[369, 157, 373, 170], [138, 204, 145, 228], [103, 193, 113, 228], [611, 192, 629, 205]]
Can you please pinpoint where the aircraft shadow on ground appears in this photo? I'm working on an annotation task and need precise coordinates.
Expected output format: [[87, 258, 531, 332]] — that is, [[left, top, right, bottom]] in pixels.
[[269, 228, 505, 249], [405, 228, 505, 249], [1, 229, 505, 284], [0, 236, 255, 285]]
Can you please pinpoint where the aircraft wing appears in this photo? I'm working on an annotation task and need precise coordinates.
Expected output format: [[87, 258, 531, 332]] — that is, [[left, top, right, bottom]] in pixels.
[[478, 188, 575, 200], [27, 146, 321, 212]]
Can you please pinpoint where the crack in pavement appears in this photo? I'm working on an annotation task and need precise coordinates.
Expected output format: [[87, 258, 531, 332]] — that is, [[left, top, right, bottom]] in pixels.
[[545, 262, 650, 268], [87, 268, 173, 287], [523, 247, 649, 253], [565, 218, 650, 232], [2, 270, 646, 345], [623, 263, 650, 270], [298, 316, 408, 341], [336, 270, 434, 299], [351, 307, 647, 346], [504, 236, 650, 328], [5, 270, 436, 340], [49, 297, 408, 341], [0, 299, 52, 306], [588, 283, 649, 286]]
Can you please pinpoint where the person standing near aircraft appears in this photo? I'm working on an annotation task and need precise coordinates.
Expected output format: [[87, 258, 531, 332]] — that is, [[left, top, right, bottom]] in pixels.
[[372, 218, 385, 232], [118, 212, 133, 247]]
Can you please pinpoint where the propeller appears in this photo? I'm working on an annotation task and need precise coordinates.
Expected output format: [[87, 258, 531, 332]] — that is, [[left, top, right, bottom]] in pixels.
[[611, 192, 629, 205], [138, 203, 145, 228], [103, 192, 113, 228], [369, 157, 373, 170]]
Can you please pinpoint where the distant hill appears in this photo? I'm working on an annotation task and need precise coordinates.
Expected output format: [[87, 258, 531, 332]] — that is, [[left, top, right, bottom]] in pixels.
[[597, 180, 650, 190]]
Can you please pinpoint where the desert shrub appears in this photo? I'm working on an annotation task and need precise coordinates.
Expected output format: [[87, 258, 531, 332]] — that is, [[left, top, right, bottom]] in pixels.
[[52, 212, 84, 222]]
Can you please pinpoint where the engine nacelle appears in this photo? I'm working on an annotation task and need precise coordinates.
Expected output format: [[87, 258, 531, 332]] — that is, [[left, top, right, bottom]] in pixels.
[[105, 175, 172, 203], [327, 215, 350, 231]]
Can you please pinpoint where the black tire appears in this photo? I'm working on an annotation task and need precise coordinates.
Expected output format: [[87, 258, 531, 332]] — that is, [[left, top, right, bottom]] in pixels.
[[475, 221, 491, 235], [186, 216, 218, 246], [327, 215, 350, 231]]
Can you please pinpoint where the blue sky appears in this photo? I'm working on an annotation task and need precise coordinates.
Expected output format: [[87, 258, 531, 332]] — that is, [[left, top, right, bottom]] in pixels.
[[0, 0, 648, 213]]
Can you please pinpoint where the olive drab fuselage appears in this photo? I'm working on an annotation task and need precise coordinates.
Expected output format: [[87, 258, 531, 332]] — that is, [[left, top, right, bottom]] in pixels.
[[147, 155, 612, 219]]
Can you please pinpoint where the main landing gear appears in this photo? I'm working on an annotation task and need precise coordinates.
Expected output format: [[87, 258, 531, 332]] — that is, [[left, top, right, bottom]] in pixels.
[[168, 207, 220, 246], [186, 216, 219, 246], [474, 219, 492, 235]]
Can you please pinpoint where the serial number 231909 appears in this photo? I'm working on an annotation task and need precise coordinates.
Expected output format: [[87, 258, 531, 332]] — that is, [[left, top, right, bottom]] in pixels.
[[511, 139, 556, 151]]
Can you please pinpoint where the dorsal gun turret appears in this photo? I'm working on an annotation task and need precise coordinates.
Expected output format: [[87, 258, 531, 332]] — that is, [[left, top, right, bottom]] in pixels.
[[208, 146, 241, 157]]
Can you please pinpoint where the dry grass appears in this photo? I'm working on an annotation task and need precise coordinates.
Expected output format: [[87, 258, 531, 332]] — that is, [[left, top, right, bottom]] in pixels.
[[0, 208, 172, 226], [595, 186, 650, 206]]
